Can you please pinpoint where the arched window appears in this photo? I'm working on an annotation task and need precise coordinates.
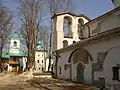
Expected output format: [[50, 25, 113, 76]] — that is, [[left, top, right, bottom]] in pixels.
[[63, 40, 68, 48], [63, 16, 72, 38], [37, 60, 39, 63], [13, 41, 17, 47], [78, 18, 84, 39]]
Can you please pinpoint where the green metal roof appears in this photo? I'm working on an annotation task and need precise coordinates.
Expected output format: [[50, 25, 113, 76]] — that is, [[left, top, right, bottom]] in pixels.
[[9, 53, 27, 57], [2, 52, 27, 58], [2, 52, 10, 58], [11, 34, 20, 39], [37, 41, 43, 46]]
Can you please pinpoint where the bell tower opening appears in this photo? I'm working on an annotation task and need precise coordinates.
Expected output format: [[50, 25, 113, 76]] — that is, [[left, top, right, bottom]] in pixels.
[[63, 16, 72, 38]]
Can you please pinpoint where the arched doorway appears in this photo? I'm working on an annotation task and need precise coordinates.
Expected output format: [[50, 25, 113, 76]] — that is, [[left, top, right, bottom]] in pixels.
[[68, 48, 93, 83], [77, 63, 84, 83]]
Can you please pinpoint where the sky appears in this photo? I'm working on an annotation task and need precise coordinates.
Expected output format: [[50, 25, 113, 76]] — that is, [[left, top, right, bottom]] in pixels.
[[2, 0, 114, 18], [2, 0, 114, 30]]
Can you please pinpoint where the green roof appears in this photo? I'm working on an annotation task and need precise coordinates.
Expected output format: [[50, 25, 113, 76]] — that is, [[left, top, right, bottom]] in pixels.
[[2, 52, 10, 58], [1, 51, 27, 58], [11, 34, 20, 39], [9, 53, 27, 57], [37, 41, 43, 46]]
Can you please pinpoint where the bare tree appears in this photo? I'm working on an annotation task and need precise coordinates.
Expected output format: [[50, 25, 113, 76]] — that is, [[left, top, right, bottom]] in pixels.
[[37, 26, 49, 50], [18, 0, 45, 70], [0, 5, 12, 71], [47, 0, 72, 14]]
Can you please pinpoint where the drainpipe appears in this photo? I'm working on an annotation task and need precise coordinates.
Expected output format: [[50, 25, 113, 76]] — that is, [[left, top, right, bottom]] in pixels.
[[55, 55, 58, 77], [53, 52, 59, 78]]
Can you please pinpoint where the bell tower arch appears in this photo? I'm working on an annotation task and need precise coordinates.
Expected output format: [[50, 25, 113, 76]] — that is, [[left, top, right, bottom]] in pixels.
[[52, 12, 90, 51]]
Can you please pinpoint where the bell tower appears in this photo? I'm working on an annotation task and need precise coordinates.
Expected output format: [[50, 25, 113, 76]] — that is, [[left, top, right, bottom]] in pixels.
[[9, 34, 20, 54], [52, 12, 89, 51]]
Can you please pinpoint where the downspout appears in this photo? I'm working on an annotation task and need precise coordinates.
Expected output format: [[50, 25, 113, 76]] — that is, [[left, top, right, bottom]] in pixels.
[[53, 51, 59, 78], [55, 55, 58, 77]]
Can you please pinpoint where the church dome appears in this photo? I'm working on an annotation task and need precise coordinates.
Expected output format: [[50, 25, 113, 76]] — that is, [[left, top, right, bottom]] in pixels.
[[37, 41, 43, 46], [11, 34, 20, 39]]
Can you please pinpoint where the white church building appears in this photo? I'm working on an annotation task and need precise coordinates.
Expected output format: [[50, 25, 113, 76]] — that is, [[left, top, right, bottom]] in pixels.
[[34, 41, 49, 72], [52, 0, 120, 87]]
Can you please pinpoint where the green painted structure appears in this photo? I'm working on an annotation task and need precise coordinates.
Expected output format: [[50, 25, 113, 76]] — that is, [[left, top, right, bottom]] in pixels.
[[11, 34, 20, 39]]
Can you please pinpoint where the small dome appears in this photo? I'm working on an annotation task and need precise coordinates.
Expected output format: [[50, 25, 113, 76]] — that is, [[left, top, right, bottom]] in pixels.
[[37, 41, 43, 46], [11, 34, 20, 39]]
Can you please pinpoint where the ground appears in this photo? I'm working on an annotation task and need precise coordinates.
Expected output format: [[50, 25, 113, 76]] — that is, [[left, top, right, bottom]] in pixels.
[[0, 72, 93, 90]]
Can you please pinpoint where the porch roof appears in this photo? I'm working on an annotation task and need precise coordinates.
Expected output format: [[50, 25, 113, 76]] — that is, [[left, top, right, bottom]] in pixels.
[[9, 53, 27, 57]]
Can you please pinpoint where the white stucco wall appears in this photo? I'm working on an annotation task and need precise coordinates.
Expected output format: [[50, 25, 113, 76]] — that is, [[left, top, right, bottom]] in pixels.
[[55, 35, 120, 85], [83, 10, 120, 38], [56, 48, 93, 84], [84, 36, 120, 85], [35, 51, 47, 71], [57, 51, 72, 80], [103, 47, 120, 85]]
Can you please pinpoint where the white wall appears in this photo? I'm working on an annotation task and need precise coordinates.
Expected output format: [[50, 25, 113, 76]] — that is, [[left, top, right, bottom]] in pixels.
[[103, 47, 120, 85], [55, 35, 120, 85], [83, 10, 120, 38], [57, 51, 72, 80], [35, 51, 47, 71], [84, 36, 120, 85]]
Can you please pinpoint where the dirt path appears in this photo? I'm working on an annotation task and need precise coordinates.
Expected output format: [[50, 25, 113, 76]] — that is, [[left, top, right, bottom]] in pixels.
[[0, 73, 40, 90], [28, 77, 92, 90], [0, 72, 93, 90]]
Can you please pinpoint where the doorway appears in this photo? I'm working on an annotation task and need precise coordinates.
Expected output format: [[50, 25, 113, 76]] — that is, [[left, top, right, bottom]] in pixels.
[[77, 63, 84, 83]]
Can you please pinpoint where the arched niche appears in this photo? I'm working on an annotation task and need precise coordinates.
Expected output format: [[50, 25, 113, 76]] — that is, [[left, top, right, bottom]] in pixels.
[[78, 18, 84, 39], [63, 40, 68, 48]]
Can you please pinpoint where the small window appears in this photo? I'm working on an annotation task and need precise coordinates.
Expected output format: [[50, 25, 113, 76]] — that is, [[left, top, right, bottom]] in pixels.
[[37, 60, 39, 63], [73, 41, 76, 44], [42, 60, 43, 63], [42, 67, 44, 71], [112, 67, 119, 80], [13, 41, 17, 47], [39, 67, 40, 70], [38, 54, 40, 56], [59, 67, 61, 75]]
